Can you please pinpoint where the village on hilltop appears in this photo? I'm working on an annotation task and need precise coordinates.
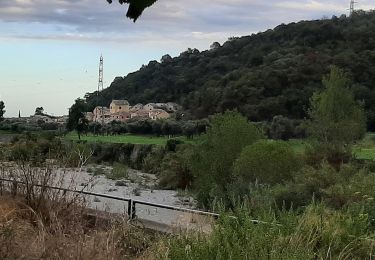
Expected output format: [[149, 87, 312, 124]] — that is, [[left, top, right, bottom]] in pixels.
[[86, 100, 181, 124]]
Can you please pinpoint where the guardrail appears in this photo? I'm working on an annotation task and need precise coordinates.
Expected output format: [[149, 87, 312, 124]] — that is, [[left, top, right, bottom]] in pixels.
[[0, 177, 219, 221]]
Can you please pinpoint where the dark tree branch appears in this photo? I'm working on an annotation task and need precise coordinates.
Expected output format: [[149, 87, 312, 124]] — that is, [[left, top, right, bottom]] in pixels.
[[106, 0, 158, 21]]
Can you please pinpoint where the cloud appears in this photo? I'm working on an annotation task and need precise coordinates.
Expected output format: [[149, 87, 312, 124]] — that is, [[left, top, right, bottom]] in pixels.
[[0, 0, 374, 48]]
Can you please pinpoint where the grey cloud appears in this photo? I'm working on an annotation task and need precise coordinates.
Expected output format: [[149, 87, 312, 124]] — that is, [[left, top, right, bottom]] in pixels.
[[0, 0, 374, 47]]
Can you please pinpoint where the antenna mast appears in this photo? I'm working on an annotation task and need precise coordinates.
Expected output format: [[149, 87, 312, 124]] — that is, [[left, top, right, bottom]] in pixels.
[[350, 0, 357, 16], [97, 55, 104, 124]]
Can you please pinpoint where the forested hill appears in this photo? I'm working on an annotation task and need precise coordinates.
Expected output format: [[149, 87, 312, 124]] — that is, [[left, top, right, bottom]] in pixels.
[[85, 11, 375, 129]]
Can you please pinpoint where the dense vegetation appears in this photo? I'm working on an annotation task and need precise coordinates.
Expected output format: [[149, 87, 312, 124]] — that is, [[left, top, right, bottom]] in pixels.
[[153, 67, 375, 258], [1, 68, 375, 258], [85, 11, 375, 130]]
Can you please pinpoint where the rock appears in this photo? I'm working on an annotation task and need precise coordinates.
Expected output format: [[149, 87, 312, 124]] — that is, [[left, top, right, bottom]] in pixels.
[[108, 188, 118, 192], [93, 197, 101, 202]]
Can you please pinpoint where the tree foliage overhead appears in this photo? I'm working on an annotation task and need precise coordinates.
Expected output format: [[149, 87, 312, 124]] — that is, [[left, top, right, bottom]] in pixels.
[[106, 0, 158, 21], [84, 11, 375, 129]]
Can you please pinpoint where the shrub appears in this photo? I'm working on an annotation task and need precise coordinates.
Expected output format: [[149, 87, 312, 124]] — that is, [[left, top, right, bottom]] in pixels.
[[158, 145, 194, 190], [93, 167, 105, 176], [165, 138, 183, 152], [141, 146, 165, 174], [233, 140, 301, 185], [192, 111, 263, 207], [269, 115, 296, 140], [107, 163, 128, 180], [273, 163, 341, 209]]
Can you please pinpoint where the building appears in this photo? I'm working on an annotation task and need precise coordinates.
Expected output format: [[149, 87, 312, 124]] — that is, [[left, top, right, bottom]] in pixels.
[[131, 110, 150, 119], [93, 106, 111, 122], [143, 103, 156, 111], [130, 103, 144, 112], [110, 100, 130, 114], [111, 111, 131, 122], [149, 109, 170, 120], [88, 99, 175, 124], [144, 102, 181, 113]]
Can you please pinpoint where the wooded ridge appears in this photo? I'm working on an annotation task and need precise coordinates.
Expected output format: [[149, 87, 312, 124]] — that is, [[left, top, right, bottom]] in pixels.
[[85, 11, 375, 129]]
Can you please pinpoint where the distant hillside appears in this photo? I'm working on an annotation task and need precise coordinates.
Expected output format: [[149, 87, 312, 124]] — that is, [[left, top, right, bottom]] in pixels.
[[85, 10, 375, 129]]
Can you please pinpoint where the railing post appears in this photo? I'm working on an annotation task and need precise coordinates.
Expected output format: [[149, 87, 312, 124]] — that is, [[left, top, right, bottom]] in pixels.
[[127, 199, 132, 219], [132, 200, 136, 219], [12, 181, 18, 197]]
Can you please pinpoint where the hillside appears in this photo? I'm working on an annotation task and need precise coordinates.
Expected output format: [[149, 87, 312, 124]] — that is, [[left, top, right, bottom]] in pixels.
[[85, 11, 375, 129]]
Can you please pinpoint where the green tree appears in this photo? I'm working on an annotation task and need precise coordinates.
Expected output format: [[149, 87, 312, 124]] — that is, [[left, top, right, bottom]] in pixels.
[[67, 99, 89, 140], [35, 107, 44, 115], [191, 111, 263, 207], [306, 66, 366, 162], [0, 101, 5, 121]]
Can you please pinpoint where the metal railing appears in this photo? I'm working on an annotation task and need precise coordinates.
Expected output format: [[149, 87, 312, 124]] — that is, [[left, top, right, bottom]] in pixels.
[[0, 177, 219, 222], [0, 177, 278, 230]]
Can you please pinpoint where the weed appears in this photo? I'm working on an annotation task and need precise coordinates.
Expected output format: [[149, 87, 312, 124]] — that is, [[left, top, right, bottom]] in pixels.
[[107, 163, 128, 180]]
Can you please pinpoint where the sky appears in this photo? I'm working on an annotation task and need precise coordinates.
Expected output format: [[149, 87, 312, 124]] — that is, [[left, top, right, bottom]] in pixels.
[[1, 0, 375, 117]]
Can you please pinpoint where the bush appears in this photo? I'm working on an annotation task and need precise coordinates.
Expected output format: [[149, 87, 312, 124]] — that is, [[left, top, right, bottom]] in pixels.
[[107, 163, 128, 180], [93, 167, 105, 176], [142, 146, 165, 174], [192, 111, 263, 207], [165, 139, 183, 152], [269, 115, 297, 140], [158, 145, 194, 190], [233, 140, 301, 185], [304, 142, 352, 169], [273, 163, 341, 209]]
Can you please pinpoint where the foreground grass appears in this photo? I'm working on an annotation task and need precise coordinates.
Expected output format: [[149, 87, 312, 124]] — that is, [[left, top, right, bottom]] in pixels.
[[65, 132, 194, 145], [0, 196, 158, 259], [156, 202, 375, 259]]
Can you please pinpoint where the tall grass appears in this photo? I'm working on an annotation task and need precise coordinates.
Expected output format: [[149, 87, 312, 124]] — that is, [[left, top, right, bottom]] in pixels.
[[0, 155, 158, 259], [156, 201, 375, 259]]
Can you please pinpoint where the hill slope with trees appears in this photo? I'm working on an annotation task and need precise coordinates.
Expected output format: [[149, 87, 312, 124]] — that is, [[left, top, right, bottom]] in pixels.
[[85, 10, 375, 129]]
